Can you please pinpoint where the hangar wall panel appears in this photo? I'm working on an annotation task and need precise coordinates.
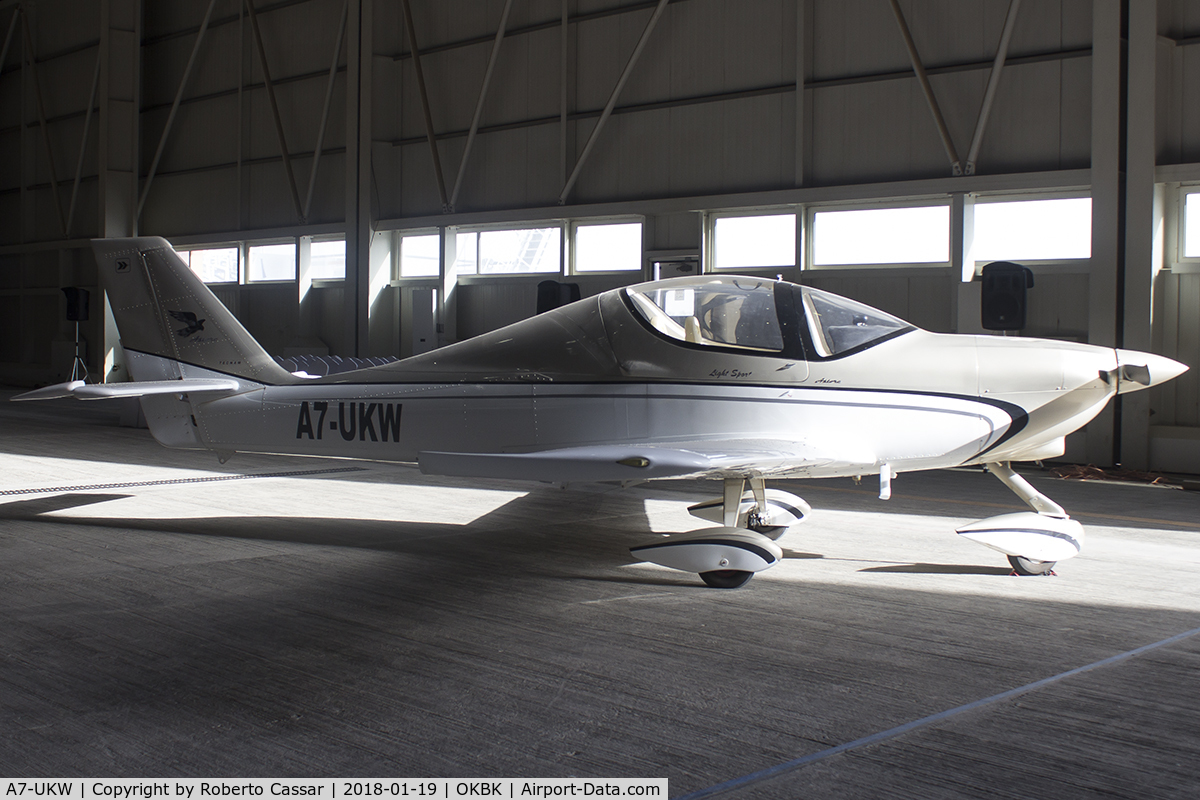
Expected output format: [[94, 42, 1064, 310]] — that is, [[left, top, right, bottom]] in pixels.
[[1155, 271, 1200, 428], [2, 0, 1109, 240]]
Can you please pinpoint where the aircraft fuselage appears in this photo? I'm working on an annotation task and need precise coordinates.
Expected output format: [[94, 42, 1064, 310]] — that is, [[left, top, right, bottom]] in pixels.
[[129, 324, 1126, 482]]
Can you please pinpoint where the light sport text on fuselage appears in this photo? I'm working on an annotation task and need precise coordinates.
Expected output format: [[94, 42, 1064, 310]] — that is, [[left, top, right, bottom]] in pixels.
[[296, 401, 402, 443]]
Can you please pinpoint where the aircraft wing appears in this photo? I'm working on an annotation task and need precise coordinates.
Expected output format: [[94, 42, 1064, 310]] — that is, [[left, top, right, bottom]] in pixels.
[[418, 438, 849, 483]]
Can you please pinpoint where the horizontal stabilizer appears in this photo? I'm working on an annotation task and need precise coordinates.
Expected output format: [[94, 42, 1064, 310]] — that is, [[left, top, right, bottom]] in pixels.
[[11, 378, 241, 402]]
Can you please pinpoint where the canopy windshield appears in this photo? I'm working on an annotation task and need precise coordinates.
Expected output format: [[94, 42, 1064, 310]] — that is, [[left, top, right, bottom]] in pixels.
[[625, 277, 913, 358], [626, 277, 785, 352], [800, 286, 909, 357]]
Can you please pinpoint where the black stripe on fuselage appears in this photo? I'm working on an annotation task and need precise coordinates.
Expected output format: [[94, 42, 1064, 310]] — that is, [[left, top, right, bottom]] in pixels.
[[269, 384, 1028, 462]]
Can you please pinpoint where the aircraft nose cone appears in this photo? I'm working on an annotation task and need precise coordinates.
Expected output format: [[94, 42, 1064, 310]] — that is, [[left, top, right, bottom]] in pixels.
[[1115, 349, 1189, 392]]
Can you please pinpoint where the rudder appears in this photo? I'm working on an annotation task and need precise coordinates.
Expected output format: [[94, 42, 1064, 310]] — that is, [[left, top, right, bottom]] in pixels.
[[92, 237, 295, 386]]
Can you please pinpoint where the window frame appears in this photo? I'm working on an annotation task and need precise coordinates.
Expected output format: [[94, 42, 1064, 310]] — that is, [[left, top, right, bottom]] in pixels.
[[244, 238, 299, 284], [178, 243, 242, 285], [473, 221, 566, 276], [968, 191, 1093, 267], [568, 216, 645, 275], [394, 228, 443, 280], [1178, 186, 1200, 266], [706, 208, 801, 273], [450, 229, 480, 276], [306, 234, 348, 284], [390, 221, 570, 281], [807, 198, 953, 270]]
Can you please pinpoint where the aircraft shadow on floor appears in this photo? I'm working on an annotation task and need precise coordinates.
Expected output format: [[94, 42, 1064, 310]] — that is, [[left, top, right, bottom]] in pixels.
[[859, 563, 1014, 576], [0, 488, 667, 572], [2, 488, 1035, 587]]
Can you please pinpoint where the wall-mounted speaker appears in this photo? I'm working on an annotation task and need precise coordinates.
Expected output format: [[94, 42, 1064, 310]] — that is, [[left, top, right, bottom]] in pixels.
[[980, 261, 1034, 331]]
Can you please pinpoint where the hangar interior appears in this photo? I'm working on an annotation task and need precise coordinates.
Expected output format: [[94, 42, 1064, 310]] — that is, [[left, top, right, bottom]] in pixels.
[[4, 0, 1200, 793], [2, 0, 1199, 472]]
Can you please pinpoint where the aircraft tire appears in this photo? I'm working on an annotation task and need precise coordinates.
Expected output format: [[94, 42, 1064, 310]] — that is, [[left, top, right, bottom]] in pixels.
[[1008, 555, 1056, 576], [700, 569, 754, 589]]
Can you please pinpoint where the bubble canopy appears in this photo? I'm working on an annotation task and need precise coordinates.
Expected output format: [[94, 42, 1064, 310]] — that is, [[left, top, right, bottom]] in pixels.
[[624, 276, 913, 358]]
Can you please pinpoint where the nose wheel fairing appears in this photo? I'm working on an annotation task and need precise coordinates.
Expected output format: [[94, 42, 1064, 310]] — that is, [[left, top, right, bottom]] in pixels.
[[957, 511, 1083, 562]]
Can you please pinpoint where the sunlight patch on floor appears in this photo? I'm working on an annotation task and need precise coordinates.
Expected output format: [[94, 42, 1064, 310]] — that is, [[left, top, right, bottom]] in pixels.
[[622, 505, 1200, 614]]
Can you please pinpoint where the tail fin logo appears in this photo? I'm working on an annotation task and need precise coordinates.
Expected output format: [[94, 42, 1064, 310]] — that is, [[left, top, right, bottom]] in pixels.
[[168, 309, 207, 337]]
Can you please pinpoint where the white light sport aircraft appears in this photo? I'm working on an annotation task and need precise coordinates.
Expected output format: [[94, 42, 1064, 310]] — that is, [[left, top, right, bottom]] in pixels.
[[14, 237, 1188, 587]]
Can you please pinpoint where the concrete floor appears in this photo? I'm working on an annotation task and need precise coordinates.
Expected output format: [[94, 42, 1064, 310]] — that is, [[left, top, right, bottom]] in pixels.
[[3, 390, 1200, 798]]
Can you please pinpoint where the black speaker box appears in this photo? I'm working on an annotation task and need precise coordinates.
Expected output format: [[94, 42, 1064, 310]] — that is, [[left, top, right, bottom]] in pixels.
[[536, 280, 581, 314], [980, 261, 1033, 331], [62, 286, 90, 322]]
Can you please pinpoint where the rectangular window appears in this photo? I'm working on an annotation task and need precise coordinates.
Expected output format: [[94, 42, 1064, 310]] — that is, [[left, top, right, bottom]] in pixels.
[[247, 242, 296, 281], [309, 239, 346, 280], [973, 197, 1091, 261], [454, 231, 478, 275], [712, 214, 796, 270], [183, 247, 239, 283], [398, 233, 440, 278], [1184, 192, 1200, 258], [574, 221, 642, 272], [813, 205, 949, 266], [478, 226, 561, 274]]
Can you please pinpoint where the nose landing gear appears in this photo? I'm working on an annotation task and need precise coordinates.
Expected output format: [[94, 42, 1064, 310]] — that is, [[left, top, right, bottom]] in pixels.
[[956, 462, 1083, 575]]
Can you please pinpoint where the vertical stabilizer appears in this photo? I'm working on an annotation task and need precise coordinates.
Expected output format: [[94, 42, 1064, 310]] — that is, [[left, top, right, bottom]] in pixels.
[[92, 237, 294, 385]]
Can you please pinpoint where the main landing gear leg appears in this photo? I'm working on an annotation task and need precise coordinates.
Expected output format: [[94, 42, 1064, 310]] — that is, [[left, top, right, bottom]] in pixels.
[[631, 476, 809, 589], [723, 476, 745, 527], [747, 475, 770, 529], [700, 477, 757, 589]]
